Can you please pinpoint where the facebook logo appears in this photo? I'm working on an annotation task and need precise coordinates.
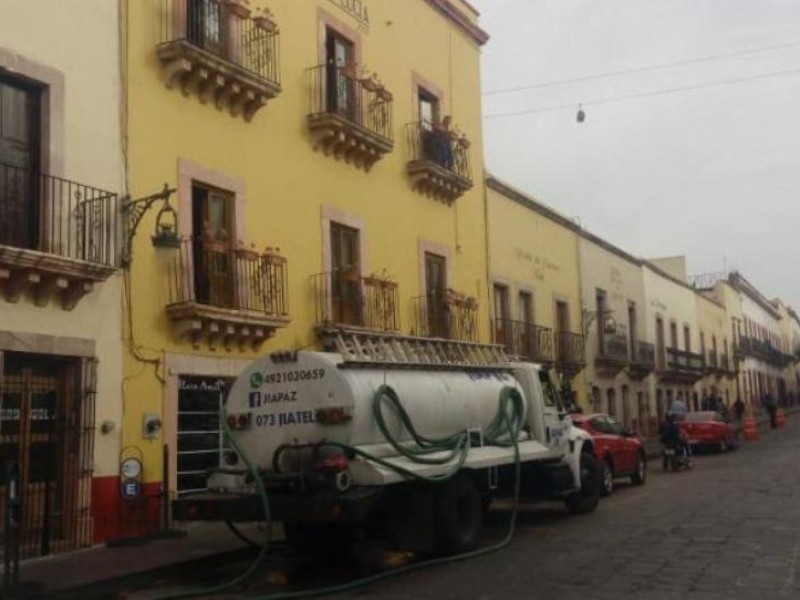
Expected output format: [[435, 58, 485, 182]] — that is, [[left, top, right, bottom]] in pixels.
[[249, 391, 262, 408]]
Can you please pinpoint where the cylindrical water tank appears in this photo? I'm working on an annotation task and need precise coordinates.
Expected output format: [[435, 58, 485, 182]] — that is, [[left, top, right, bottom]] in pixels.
[[226, 352, 527, 472]]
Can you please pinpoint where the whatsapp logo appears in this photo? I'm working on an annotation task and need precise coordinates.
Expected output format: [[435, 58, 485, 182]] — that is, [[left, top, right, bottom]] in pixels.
[[250, 372, 263, 388]]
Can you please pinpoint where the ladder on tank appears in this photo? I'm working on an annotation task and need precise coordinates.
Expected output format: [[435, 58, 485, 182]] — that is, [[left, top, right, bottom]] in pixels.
[[325, 329, 511, 370]]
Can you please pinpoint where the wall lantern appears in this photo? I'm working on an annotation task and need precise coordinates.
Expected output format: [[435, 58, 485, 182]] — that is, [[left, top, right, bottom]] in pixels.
[[576, 104, 586, 123], [121, 183, 179, 268]]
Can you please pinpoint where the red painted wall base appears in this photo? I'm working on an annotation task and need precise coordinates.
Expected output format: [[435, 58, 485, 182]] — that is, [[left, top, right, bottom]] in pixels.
[[92, 476, 163, 543]]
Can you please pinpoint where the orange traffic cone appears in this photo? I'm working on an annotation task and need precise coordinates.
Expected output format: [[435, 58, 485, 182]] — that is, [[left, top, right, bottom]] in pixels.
[[743, 416, 759, 441], [776, 408, 786, 429]]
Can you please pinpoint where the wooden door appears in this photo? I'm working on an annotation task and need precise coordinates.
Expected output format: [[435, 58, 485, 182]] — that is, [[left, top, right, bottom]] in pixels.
[[0, 357, 73, 559], [330, 222, 361, 326], [0, 77, 40, 250], [424, 252, 447, 338], [555, 300, 570, 361], [192, 183, 233, 308], [325, 29, 355, 118], [187, 0, 226, 56], [492, 284, 509, 346]]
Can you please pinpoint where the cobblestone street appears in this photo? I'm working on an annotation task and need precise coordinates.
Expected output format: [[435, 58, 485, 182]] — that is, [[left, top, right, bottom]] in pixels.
[[335, 421, 800, 600]]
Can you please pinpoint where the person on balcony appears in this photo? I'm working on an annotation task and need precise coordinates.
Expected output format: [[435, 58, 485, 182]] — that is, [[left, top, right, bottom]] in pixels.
[[423, 115, 455, 170]]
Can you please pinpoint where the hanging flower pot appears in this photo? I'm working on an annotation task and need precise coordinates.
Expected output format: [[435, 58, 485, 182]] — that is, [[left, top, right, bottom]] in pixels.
[[253, 8, 278, 32]]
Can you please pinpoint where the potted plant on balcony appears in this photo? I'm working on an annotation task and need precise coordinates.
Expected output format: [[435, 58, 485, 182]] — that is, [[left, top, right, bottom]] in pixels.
[[224, 0, 252, 19], [253, 7, 278, 32], [235, 240, 259, 261]]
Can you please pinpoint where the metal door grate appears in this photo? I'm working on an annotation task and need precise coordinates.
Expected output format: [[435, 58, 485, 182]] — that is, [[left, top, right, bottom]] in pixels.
[[0, 352, 96, 560]]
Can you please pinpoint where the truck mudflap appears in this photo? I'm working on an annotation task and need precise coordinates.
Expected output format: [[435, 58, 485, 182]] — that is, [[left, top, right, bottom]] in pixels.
[[172, 486, 383, 524]]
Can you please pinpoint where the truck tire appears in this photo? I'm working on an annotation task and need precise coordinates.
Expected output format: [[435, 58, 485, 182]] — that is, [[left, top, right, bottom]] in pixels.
[[565, 452, 601, 515], [284, 521, 357, 556], [435, 475, 482, 554]]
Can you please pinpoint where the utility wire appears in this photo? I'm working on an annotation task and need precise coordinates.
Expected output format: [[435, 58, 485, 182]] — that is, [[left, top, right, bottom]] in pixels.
[[484, 65, 800, 120], [483, 39, 800, 96]]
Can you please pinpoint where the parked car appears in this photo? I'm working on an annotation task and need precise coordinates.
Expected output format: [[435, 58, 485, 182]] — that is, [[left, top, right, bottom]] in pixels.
[[679, 411, 738, 453], [571, 413, 647, 496]]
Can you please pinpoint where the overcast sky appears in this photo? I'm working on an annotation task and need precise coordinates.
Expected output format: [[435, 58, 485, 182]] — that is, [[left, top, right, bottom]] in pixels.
[[473, 0, 800, 310]]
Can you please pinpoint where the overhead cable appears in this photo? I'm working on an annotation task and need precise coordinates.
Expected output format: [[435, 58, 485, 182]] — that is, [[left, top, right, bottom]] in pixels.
[[484, 65, 800, 120], [483, 39, 800, 96]]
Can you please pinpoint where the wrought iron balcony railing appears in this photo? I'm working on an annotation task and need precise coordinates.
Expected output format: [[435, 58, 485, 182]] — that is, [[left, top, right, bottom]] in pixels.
[[306, 64, 394, 170], [0, 162, 120, 267], [634, 341, 656, 366], [492, 318, 554, 363], [311, 270, 400, 333], [413, 291, 478, 342], [157, 0, 281, 120], [554, 331, 585, 368], [665, 347, 706, 373], [598, 333, 629, 362], [168, 238, 288, 316], [405, 121, 472, 202], [307, 65, 394, 143], [736, 336, 786, 367]]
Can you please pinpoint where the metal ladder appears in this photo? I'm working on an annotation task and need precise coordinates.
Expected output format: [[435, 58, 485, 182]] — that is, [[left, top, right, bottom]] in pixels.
[[327, 330, 510, 370]]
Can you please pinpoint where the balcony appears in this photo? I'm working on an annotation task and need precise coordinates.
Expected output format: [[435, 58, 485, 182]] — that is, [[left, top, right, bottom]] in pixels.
[[628, 341, 656, 379], [554, 331, 585, 376], [493, 318, 554, 364], [594, 333, 629, 375], [719, 353, 738, 379], [405, 122, 472, 203], [0, 163, 120, 310], [736, 336, 787, 367], [166, 238, 290, 350], [658, 347, 705, 384], [706, 349, 719, 373], [156, 0, 281, 121], [312, 270, 400, 336], [307, 65, 394, 171], [413, 290, 478, 342]]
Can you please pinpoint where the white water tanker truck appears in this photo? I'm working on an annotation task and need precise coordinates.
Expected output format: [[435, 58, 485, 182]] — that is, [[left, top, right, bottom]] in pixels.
[[173, 340, 601, 554]]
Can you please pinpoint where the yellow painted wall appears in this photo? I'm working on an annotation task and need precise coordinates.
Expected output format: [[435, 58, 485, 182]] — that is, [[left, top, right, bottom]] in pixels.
[[123, 0, 489, 483], [695, 293, 736, 403], [0, 0, 124, 479], [485, 180, 586, 406]]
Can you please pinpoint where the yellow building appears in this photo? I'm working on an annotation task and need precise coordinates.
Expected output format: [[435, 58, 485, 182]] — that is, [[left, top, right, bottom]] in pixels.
[[485, 177, 587, 408], [121, 0, 490, 534], [694, 290, 737, 406]]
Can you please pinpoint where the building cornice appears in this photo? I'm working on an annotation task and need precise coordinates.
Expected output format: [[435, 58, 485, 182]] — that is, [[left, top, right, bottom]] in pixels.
[[729, 272, 782, 319], [424, 0, 490, 46]]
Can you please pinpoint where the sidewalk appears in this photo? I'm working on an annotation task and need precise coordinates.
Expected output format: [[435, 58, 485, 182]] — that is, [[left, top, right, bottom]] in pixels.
[[6, 407, 798, 599], [5, 522, 267, 599]]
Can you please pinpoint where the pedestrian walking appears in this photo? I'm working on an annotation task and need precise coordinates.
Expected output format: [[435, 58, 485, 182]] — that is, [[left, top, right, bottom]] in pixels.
[[669, 393, 688, 420], [764, 393, 778, 429], [734, 397, 745, 421]]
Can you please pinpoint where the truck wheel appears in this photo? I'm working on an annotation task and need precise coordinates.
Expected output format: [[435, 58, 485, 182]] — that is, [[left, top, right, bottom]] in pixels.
[[435, 475, 482, 554], [600, 459, 614, 497], [630, 453, 647, 485], [284, 521, 357, 556], [565, 452, 601, 515]]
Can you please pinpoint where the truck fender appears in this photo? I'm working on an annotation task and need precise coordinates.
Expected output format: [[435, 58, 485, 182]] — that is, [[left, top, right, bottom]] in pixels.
[[565, 428, 594, 489]]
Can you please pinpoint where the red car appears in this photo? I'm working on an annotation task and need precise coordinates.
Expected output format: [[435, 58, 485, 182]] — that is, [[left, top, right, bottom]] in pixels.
[[571, 413, 647, 496], [679, 411, 738, 452]]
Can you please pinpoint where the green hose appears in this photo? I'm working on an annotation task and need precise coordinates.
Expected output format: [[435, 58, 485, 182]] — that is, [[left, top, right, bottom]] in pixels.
[[158, 385, 525, 600], [157, 410, 272, 600]]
